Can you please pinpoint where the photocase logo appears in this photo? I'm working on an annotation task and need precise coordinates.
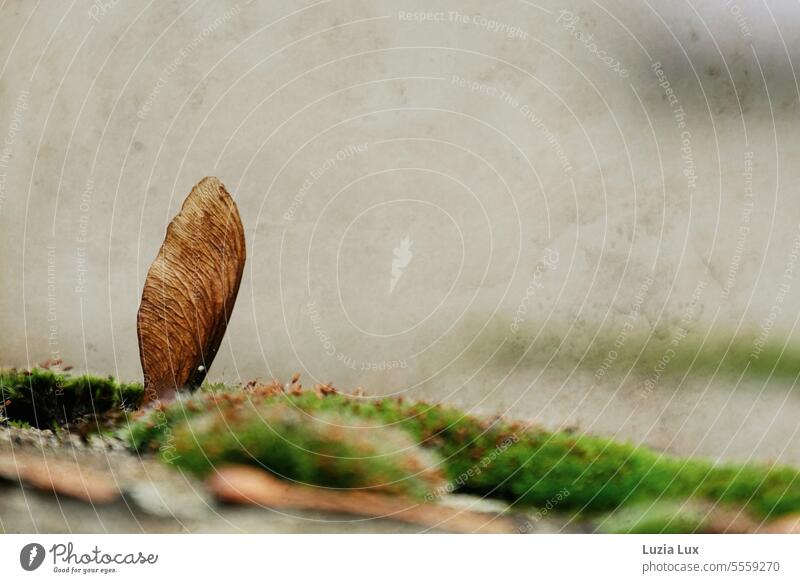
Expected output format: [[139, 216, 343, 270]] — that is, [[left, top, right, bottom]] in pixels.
[[20, 543, 46, 571], [389, 234, 413, 293]]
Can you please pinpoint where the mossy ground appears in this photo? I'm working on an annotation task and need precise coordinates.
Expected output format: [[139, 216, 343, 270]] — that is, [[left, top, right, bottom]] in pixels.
[[166, 399, 444, 497], [597, 501, 713, 534], [482, 318, 800, 382], [3, 370, 798, 528], [126, 380, 800, 521], [0, 368, 143, 431]]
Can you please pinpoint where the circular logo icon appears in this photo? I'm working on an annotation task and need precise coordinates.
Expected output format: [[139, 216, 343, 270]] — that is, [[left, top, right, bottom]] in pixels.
[[19, 543, 46, 571]]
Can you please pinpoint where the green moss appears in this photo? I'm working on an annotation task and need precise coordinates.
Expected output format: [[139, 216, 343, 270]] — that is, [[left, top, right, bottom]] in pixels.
[[0, 368, 143, 430], [477, 316, 800, 382], [166, 400, 443, 497], [598, 501, 710, 534], [125, 384, 800, 520]]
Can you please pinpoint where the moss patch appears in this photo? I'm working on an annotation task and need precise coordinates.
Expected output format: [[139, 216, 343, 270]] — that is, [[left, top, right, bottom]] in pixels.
[[597, 501, 712, 534], [126, 381, 800, 520], [477, 316, 800, 382], [165, 400, 444, 497], [0, 368, 143, 430]]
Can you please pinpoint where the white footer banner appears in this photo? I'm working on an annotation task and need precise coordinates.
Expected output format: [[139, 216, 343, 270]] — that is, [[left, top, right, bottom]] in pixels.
[[1, 535, 797, 582]]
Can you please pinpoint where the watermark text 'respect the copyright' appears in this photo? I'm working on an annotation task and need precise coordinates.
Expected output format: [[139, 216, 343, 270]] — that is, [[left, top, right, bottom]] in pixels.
[[398, 11, 528, 40]]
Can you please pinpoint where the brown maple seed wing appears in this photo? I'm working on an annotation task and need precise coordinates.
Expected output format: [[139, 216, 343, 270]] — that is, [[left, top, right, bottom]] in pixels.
[[137, 177, 246, 404]]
